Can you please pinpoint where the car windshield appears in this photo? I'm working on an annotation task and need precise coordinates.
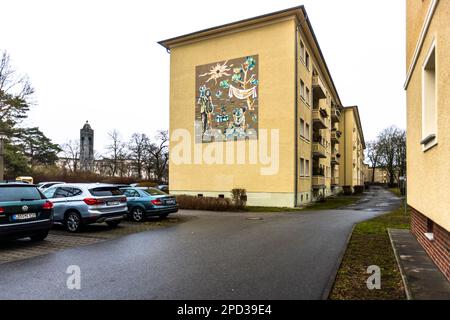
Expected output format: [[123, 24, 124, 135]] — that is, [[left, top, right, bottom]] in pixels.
[[143, 188, 167, 196], [0, 187, 43, 202], [89, 187, 123, 197]]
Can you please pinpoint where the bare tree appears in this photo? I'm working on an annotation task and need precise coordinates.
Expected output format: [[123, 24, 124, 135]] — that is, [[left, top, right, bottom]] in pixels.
[[0, 51, 35, 128], [366, 141, 381, 183], [129, 133, 148, 180], [144, 130, 169, 183], [61, 140, 80, 172], [106, 130, 127, 177], [377, 126, 406, 187]]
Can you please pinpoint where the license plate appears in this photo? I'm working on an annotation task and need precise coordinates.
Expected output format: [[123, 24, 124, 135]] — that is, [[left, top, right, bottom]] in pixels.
[[165, 200, 175, 205], [107, 201, 120, 206], [13, 213, 37, 221]]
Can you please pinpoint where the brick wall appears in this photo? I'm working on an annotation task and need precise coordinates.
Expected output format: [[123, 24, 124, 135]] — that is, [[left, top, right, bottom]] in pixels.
[[410, 206, 450, 282]]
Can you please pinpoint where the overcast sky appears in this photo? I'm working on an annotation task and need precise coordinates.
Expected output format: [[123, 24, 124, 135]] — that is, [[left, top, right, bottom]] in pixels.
[[0, 0, 406, 154]]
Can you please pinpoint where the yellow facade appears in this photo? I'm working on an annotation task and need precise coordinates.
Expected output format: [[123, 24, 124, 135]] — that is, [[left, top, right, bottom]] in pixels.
[[159, 6, 358, 207], [338, 107, 366, 189], [406, 0, 450, 231]]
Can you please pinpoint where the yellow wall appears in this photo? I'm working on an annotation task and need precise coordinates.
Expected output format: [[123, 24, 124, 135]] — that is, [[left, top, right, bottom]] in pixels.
[[406, 0, 432, 65], [339, 107, 365, 188], [169, 18, 297, 206], [406, 0, 450, 230]]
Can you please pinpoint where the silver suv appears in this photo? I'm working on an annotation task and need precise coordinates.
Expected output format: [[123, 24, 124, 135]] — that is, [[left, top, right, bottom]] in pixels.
[[43, 184, 127, 232]]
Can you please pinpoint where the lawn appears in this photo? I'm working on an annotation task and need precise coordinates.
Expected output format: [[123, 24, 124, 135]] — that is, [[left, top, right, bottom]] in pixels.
[[329, 204, 411, 300], [244, 195, 362, 213]]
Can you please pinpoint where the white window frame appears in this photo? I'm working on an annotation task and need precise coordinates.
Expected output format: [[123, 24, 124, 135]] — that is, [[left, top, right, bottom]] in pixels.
[[300, 80, 305, 100], [421, 39, 438, 152], [300, 118, 305, 138], [300, 158, 305, 177], [305, 123, 310, 141], [305, 159, 310, 177]]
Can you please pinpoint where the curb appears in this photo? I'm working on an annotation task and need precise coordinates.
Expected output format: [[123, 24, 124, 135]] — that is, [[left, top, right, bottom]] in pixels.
[[321, 224, 355, 300], [388, 228, 414, 300]]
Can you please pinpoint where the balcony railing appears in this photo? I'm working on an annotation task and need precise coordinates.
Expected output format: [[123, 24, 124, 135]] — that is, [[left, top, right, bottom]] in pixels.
[[331, 130, 342, 144], [312, 142, 327, 159], [312, 175, 326, 189], [331, 156, 340, 165], [331, 106, 341, 123], [312, 109, 328, 129], [312, 75, 326, 99]]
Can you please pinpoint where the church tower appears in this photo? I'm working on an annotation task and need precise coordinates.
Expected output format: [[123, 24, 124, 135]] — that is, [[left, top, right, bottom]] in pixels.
[[80, 121, 94, 172]]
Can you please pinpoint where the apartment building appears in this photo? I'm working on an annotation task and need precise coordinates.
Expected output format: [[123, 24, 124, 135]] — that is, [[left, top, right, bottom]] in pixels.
[[405, 0, 449, 281], [159, 6, 362, 207], [364, 165, 389, 184], [338, 106, 366, 191]]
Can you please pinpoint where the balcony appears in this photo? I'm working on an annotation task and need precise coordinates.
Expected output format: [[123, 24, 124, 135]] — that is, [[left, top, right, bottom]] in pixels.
[[331, 156, 340, 165], [312, 75, 326, 99], [331, 106, 341, 123], [331, 177, 339, 186], [312, 141, 327, 159], [312, 168, 326, 189], [331, 130, 342, 144], [312, 109, 328, 129]]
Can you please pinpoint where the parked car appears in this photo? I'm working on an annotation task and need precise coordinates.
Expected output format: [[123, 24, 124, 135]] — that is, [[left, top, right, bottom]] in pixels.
[[42, 184, 127, 233], [121, 187, 178, 222], [36, 181, 65, 190], [0, 183, 53, 241], [155, 185, 169, 194]]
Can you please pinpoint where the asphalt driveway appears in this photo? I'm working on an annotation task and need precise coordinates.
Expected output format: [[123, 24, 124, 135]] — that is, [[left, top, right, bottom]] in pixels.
[[0, 186, 400, 300]]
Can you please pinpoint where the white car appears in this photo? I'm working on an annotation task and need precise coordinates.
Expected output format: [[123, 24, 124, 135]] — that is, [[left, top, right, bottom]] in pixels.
[[37, 181, 65, 190]]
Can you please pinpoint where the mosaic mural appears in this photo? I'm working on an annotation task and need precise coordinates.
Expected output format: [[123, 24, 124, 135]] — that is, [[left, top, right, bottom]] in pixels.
[[195, 55, 259, 143]]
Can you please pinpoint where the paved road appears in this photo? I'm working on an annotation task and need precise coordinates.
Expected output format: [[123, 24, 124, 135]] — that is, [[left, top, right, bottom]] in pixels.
[[0, 186, 400, 300]]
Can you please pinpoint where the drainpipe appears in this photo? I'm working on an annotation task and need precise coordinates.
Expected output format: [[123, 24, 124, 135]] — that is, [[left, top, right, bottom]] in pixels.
[[294, 26, 299, 207]]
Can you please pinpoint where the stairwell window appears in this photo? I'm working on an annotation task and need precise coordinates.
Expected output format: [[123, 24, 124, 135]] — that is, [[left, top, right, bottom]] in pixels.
[[422, 41, 437, 151]]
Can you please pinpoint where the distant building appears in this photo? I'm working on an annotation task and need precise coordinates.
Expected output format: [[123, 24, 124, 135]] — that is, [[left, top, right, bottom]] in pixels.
[[406, 0, 449, 281], [364, 165, 389, 184], [80, 121, 94, 172]]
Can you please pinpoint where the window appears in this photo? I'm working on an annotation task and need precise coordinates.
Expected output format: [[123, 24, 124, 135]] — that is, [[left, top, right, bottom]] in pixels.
[[422, 42, 437, 150], [305, 160, 310, 177], [305, 52, 310, 70], [300, 118, 305, 138], [305, 123, 310, 141], [300, 80, 305, 99], [0, 186, 43, 201], [300, 41, 305, 61], [143, 188, 167, 196], [300, 158, 305, 177], [305, 87, 310, 105], [89, 187, 123, 197]]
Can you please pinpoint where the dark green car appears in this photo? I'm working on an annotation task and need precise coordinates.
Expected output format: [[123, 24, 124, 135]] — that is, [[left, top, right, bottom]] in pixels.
[[121, 187, 178, 222], [0, 183, 54, 241]]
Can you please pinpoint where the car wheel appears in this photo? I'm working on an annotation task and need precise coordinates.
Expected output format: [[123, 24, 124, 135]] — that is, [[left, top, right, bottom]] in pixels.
[[30, 231, 49, 242], [65, 212, 82, 233], [131, 207, 145, 222], [106, 220, 121, 228]]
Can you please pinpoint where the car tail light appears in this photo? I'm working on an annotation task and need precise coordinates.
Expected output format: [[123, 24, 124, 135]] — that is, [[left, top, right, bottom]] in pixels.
[[0, 208, 4, 214], [42, 201, 54, 210], [120, 197, 127, 203], [151, 199, 162, 206], [84, 198, 104, 206]]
